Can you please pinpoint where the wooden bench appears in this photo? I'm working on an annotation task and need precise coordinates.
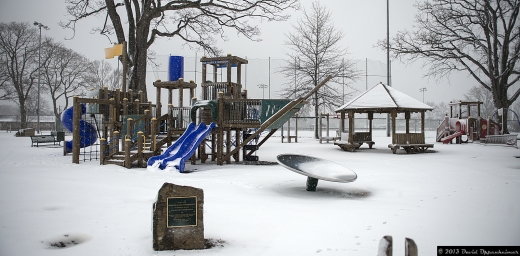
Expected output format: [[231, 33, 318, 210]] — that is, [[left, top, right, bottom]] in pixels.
[[356, 140, 375, 149], [387, 144, 434, 154], [30, 135, 59, 147], [334, 141, 361, 152]]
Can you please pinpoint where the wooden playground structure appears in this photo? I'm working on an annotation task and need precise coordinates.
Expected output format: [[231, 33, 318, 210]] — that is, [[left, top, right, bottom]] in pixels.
[[68, 54, 331, 168]]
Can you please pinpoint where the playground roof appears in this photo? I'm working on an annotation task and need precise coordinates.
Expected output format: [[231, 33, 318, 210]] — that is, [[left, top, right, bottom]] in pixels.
[[335, 83, 433, 113]]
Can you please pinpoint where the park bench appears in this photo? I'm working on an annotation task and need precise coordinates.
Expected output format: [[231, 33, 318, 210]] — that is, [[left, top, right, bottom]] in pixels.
[[30, 132, 65, 147], [334, 132, 375, 152]]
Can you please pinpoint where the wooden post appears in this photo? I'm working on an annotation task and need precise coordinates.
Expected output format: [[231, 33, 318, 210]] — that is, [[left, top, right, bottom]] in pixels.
[[234, 129, 240, 162], [319, 113, 323, 143], [151, 118, 157, 152], [134, 99, 140, 114], [368, 112, 373, 139], [100, 138, 106, 165], [421, 111, 425, 134], [137, 131, 144, 167], [295, 114, 298, 143], [217, 92, 224, 165], [391, 110, 397, 144], [405, 111, 410, 134], [156, 83, 161, 118], [72, 96, 81, 164], [109, 98, 115, 139], [115, 88, 120, 122], [348, 111, 354, 144], [287, 118, 291, 143], [167, 104, 173, 147], [125, 138, 131, 168], [123, 98, 128, 116], [113, 131, 120, 154], [226, 129, 231, 164]]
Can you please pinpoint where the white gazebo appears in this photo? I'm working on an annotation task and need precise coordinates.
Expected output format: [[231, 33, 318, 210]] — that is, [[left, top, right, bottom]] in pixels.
[[334, 83, 434, 154]]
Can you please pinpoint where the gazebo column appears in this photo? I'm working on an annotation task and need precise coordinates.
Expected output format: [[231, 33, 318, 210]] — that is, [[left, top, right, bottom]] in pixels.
[[368, 112, 373, 140], [340, 112, 345, 134], [405, 111, 410, 134], [348, 111, 354, 144], [421, 111, 425, 134], [391, 110, 397, 144]]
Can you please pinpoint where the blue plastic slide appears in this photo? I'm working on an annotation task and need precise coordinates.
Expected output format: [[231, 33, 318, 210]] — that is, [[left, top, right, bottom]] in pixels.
[[61, 104, 98, 153], [147, 122, 196, 168], [147, 122, 216, 172]]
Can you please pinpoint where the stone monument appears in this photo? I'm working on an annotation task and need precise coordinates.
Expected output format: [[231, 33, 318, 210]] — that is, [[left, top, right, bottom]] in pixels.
[[153, 183, 204, 250]]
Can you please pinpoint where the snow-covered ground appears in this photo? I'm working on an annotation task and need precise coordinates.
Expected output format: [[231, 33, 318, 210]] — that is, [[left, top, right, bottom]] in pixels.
[[0, 130, 519, 256]]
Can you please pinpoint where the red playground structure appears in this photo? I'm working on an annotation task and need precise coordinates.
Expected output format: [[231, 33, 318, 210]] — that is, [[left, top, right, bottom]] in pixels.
[[436, 101, 502, 144]]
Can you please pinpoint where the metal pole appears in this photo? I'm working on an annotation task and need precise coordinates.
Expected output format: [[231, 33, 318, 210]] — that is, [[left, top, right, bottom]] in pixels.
[[37, 26, 41, 133], [420, 87, 427, 102], [269, 57, 271, 99], [386, 0, 391, 137], [33, 22, 48, 133], [342, 58, 345, 105]]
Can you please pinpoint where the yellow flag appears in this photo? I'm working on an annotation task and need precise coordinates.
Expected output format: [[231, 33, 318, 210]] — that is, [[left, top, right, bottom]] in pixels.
[[104, 44, 123, 59]]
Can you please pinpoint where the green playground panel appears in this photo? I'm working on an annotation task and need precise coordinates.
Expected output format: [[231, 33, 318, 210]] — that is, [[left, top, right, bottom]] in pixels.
[[190, 99, 303, 128], [261, 99, 304, 129]]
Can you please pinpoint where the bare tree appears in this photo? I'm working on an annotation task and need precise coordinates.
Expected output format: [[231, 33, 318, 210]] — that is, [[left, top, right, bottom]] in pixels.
[[89, 60, 118, 90], [61, 0, 299, 101], [0, 22, 41, 129], [463, 85, 495, 118], [436, 101, 450, 119], [279, 1, 357, 138], [40, 41, 91, 127], [381, 0, 519, 132]]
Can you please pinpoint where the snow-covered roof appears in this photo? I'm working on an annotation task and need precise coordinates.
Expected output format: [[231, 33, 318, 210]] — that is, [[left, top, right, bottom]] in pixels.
[[335, 83, 433, 112]]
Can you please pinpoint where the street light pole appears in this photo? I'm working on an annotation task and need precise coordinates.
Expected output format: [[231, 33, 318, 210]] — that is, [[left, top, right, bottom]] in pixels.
[[257, 84, 268, 99], [419, 87, 427, 102], [33, 21, 49, 134]]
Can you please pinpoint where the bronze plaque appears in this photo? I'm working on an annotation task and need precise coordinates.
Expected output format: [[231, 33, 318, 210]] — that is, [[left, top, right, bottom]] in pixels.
[[167, 196, 197, 227]]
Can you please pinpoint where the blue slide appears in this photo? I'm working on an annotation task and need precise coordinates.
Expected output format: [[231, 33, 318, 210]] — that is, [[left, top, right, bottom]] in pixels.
[[61, 104, 98, 153], [147, 122, 216, 172]]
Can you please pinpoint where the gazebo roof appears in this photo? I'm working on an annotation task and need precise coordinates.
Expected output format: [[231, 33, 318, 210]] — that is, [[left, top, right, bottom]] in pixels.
[[335, 83, 433, 113]]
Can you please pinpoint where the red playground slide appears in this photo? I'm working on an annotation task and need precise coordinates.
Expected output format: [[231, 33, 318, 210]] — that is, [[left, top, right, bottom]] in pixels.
[[441, 131, 464, 144], [441, 119, 467, 144]]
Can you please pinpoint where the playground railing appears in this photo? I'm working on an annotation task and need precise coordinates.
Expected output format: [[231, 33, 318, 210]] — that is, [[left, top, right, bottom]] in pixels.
[[221, 99, 262, 127], [202, 82, 241, 100], [170, 107, 191, 130], [484, 134, 518, 147], [150, 114, 172, 152], [100, 131, 121, 164], [436, 116, 450, 141]]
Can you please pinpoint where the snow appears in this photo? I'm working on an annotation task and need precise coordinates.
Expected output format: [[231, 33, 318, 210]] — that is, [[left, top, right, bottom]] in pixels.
[[336, 83, 433, 111], [0, 130, 519, 256]]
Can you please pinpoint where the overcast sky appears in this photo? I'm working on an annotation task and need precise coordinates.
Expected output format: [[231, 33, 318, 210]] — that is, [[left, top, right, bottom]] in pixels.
[[0, 0, 482, 106]]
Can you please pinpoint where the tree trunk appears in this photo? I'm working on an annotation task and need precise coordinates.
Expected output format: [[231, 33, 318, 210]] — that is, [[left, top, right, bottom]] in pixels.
[[314, 91, 319, 139], [128, 25, 150, 102], [19, 102, 27, 129]]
